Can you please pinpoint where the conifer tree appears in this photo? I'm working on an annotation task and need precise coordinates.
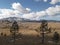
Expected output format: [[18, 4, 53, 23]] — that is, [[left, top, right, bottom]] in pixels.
[[10, 21, 19, 44]]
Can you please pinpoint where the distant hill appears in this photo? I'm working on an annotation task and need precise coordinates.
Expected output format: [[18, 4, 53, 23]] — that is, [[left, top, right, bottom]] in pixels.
[[0, 17, 60, 23]]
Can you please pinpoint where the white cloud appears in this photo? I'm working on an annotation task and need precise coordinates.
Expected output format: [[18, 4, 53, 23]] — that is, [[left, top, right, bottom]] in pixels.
[[23, 5, 60, 20], [34, 0, 47, 2], [0, 2, 60, 20], [23, 12, 35, 19], [34, 0, 60, 4], [46, 5, 60, 16], [26, 8, 31, 12], [0, 9, 15, 15], [44, 0, 47, 2], [22, 11, 47, 20], [34, 0, 41, 2], [12, 3, 22, 10], [0, 2, 31, 19], [0, 2, 31, 16], [36, 11, 46, 17], [12, 2, 31, 14], [50, 0, 60, 4]]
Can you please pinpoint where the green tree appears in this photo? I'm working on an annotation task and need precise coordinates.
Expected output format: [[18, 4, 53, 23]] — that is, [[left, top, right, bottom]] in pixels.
[[10, 21, 19, 34], [53, 32, 59, 45], [10, 21, 19, 45], [40, 20, 48, 44]]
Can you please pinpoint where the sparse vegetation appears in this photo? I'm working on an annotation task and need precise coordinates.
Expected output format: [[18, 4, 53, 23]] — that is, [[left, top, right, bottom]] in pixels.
[[0, 21, 60, 45]]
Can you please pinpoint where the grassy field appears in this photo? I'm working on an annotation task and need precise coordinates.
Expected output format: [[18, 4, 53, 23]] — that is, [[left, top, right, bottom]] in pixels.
[[0, 22, 60, 35], [0, 22, 60, 45]]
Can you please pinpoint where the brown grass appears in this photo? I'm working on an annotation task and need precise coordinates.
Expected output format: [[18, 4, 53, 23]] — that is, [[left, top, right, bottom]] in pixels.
[[0, 22, 60, 45], [0, 22, 60, 36]]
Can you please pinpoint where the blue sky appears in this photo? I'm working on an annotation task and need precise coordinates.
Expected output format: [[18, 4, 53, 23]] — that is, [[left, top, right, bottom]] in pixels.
[[0, 0, 60, 20], [0, 0, 56, 11], [0, 0, 50, 11]]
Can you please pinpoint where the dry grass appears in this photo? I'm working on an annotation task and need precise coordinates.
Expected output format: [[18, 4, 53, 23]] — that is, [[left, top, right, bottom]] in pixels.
[[0, 22, 60, 36], [0, 22, 60, 45]]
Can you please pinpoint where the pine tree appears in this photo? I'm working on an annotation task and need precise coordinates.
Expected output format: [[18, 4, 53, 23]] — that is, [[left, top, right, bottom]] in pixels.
[[10, 21, 19, 34], [10, 21, 19, 45], [40, 20, 48, 44]]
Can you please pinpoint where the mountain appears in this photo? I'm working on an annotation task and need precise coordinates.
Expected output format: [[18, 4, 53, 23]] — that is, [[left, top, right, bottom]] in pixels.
[[0, 17, 60, 23], [0, 17, 31, 23]]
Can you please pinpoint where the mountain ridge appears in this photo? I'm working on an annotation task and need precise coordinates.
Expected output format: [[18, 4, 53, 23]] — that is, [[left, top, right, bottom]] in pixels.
[[0, 17, 60, 22]]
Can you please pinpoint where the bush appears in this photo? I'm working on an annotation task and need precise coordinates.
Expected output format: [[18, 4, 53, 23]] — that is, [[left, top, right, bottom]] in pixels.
[[53, 32, 59, 43]]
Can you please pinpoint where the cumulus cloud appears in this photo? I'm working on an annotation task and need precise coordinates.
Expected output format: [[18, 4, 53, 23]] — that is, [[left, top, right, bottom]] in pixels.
[[50, 0, 60, 4], [44, 0, 47, 2], [46, 5, 60, 16], [22, 5, 60, 20], [0, 2, 31, 15], [34, 0, 47, 2], [36, 11, 46, 17], [0, 2, 31, 19], [12, 2, 31, 14], [0, 2, 60, 20], [26, 8, 31, 12], [34, 0, 60, 4], [0, 9, 14, 15], [22, 11, 47, 20], [23, 12, 35, 19], [34, 0, 41, 2]]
